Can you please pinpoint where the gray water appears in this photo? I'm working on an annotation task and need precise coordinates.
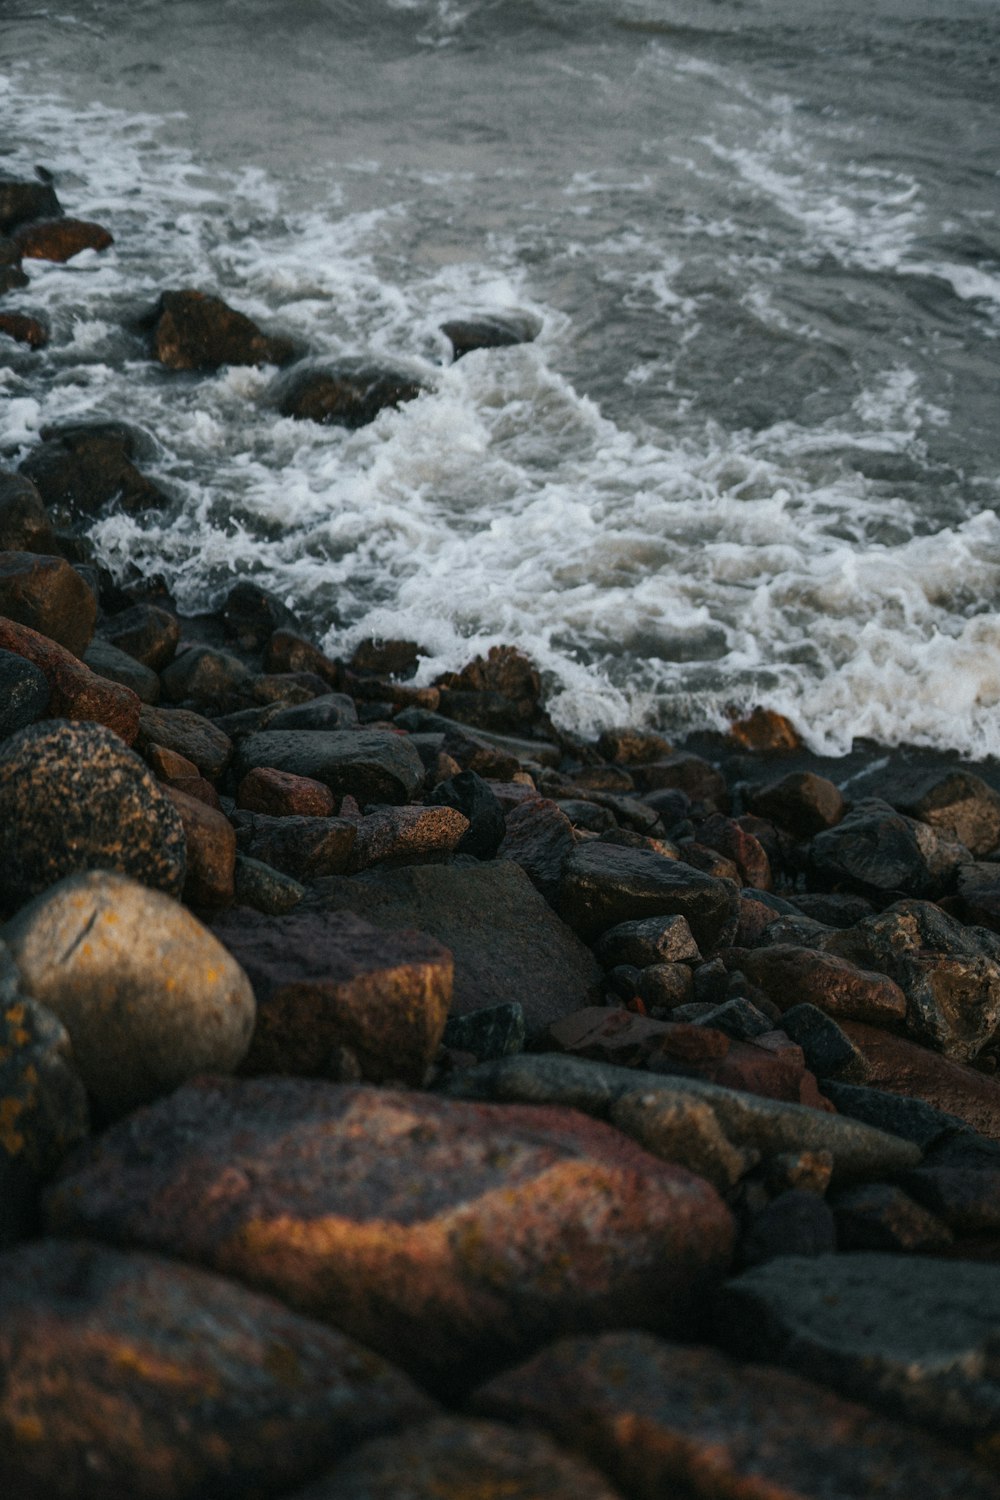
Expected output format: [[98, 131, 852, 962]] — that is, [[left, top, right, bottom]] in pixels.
[[2, 0, 999, 752]]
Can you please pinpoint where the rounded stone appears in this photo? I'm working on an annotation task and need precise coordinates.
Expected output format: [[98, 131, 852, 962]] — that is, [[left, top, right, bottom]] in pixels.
[[3, 871, 255, 1117], [0, 720, 186, 907]]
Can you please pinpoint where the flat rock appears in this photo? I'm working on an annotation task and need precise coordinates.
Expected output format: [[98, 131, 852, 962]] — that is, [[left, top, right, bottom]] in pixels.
[[236, 728, 425, 805], [0, 649, 49, 739], [211, 908, 451, 1085], [309, 861, 601, 1032], [0, 720, 185, 909], [0, 618, 140, 742], [136, 703, 232, 780], [44, 1076, 734, 1391], [5, 872, 253, 1117], [558, 843, 739, 952], [840, 1018, 1000, 1141], [147, 289, 295, 371], [288, 1416, 623, 1500], [472, 1329, 999, 1500], [0, 1238, 433, 1500], [716, 1252, 1000, 1453]]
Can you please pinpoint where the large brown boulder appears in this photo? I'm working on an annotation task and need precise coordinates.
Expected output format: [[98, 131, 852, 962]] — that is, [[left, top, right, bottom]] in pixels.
[[20, 423, 167, 520], [147, 289, 295, 371], [44, 1076, 734, 1391], [12, 217, 112, 261], [0, 174, 62, 234], [0, 473, 57, 554], [0, 618, 140, 740], [0, 552, 96, 656], [274, 360, 424, 428]]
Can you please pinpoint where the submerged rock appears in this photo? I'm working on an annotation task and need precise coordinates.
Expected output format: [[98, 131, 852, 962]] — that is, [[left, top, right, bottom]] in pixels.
[[146, 288, 295, 371], [274, 359, 425, 427]]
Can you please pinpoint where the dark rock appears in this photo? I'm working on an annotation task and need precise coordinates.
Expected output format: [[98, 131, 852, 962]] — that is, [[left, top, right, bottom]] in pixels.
[[555, 798, 617, 833], [727, 706, 802, 752], [45, 1076, 734, 1392], [0, 649, 49, 739], [740, 1189, 837, 1266], [763, 1148, 834, 1195], [266, 692, 359, 730], [275, 360, 424, 427], [895, 767, 1000, 858], [83, 638, 159, 703], [147, 288, 295, 371], [160, 644, 252, 708], [20, 424, 167, 521], [716, 1252, 1000, 1450], [832, 1182, 953, 1252], [631, 751, 727, 806], [249, 669, 327, 707], [0, 617, 140, 743], [0, 310, 48, 348], [435, 645, 542, 731], [0, 174, 62, 234], [233, 810, 357, 880], [780, 1003, 870, 1081], [0, 472, 57, 553], [640, 786, 692, 827], [596, 726, 673, 765], [791, 890, 875, 927], [221, 578, 300, 650], [309, 860, 601, 1031], [558, 842, 739, 953], [472, 1330, 999, 1500], [165, 786, 236, 908], [0, 1238, 433, 1500], [442, 1002, 526, 1062], [136, 703, 232, 780], [0, 551, 96, 656], [0, 264, 29, 295], [236, 728, 425, 805], [349, 804, 469, 871], [0, 720, 185, 908], [233, 853, 305, 914], [98, 602, 179, 670], [237, 765, 336, 817], [428, 768, 506, 859], [596, 913, 701, 969], [901, 1144, 1000, 1236], [350, 637, 421, 677], [737, 944, 907, 1027], [497, 797, 575, 896], [749, 770, 845, 837], [822, 1078, 970, 1149], [839, 1018, 1000, 1142], [265, 628, 342, 686], [12, 216, 112, 261], [696, 995, 775, 1042], [212, 908, 451, 1085], [696, 812, 771, 889], [440, 314, 537, 359], [809, 798, 936, 896], [635, 963, 694, 1010]]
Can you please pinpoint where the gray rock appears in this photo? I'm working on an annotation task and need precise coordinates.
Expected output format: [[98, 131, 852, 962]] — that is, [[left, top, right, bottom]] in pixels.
[[3, 872, 255, 1117], [84, 638, 160, 703], [895, 767, 1000, 858], [595, 913, 701, 969], [233, 810, 357, 880], [0, 648, 49, 738], [832, 1183, 953, 1252], [237, 728, 425, 805], [821, 1079, 971, 1149], [810, 799, 935, 897], [558, 843, 739, 952], [780, 1003, 870, 1081], [266, 692, 359, 730], [442, 1002, 526, 1061], [0, 720, 186, 908], [609, 1090, 756, 1191], [136, 703, 232, 780], [233, 852, 305, 913], [695, 996, 774, 1041], [716, 1252, 1000, 1449]]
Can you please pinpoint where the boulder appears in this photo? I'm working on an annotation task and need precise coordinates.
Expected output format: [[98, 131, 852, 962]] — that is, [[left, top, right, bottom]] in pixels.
[[442, 1002, 526, 1063], [236, 728, 425, 805], [727, 706, 802, 752], [736, 945, 907, 1027], [0, 311, 48, 348], [160, 644, 251, 708], [264, 628, 342, 685], [221, 578, 301, 650], [0, 619, 140, 742], [749, 770, 845, 837], [237, 765, 336, 817], [839, 1018, 1000, 1141], [558, 842, 739, 952], [147, 289, 295, 371], [895, 767, 1000, 858], [98, 602, 179, 670], [84, 639, 160, 703], [12, 216, 112, 261], [0, 472, 57, 554], [136, 703, 232, 780], [20, 423, 167, 520], [265, 691, 358, 731], [44, 1076, 734, 1391], [348, 804, 469, 871], [4, 872, 254, 1117], [809, 799, 936, 896], [630, 752, 727, 805], [0, 174, 62, 233], [165, 786, 236, 908], [0, 720, 185, 909], [212, 908, 451, 1085], [233, 811, 357, 880], [233, 853, 305, 915], [274, 360, 425, 428], [0, 1238, 433, 1500], [595, 914, 701, 969], [0, 551, 96, 656], [497, 796, 575, 897], [428, 769, 506, 859], [472, 1330, 999, 1500], [0, 649, 49, 739], [696, 813, 771, 889], [440, 314, 537, 360]]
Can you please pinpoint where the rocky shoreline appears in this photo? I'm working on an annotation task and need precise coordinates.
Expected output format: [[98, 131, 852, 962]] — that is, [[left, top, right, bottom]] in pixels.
[[2, 167, 1000, 1498]]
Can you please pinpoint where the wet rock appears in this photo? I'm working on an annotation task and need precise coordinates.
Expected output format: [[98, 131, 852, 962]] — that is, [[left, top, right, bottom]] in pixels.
[[212, 908, 452, 1085], [12, 216, 112, 261], [0, 618, 141, 742], [822, 1078, 971, 1149], [20, 423, 167, 520], [740, 1189, 837, 1266], [442, 1002, 526, 1062], [136, 703, 232, 780], [0, 174, 62, 234], [147, 288, 295, 371], [0, 1238, 433, 1500], [635, 962, 694, 1010], [237, 728, 425, 806], [631, 751, 728, 806], [233, 810, 357, 880], [160, 643, 251, 708], [237, 764, 336, 818], [697, 812, 771, 889], [0, 264, 29, 295], [221, 578, 301, 650], [265, 628, 343, 686], [557, 798, 617, 833], [251, 669, 329, 707], [809, 799, 937, 897], [275, 360, 424, 427], [0, 720, 185, 909], [428, 768, 506, 859], [780, 1002, 870, 1081], [233, 852, 305, 914], [473, 1329, 999, 1500], [716, 1252, 1000, 1452], [311, 861, 601, 1031], [435, 646, 542, 731], [165, 786, 236, 908], [0, 473, 57, 553], [839, 1018, 1000, 1141], [98, 601, 179, 671], [696, 995, 775, 1042], [597, 726, 673, 764], [0, 551, 96, 656], [727, 706, 802, 752], [0, 310, 48, 348], [266, 691, 359, 731], [737, 944, 907, 1027], [83, 638, 160, 703], [0, 649, 49, 739], [351, 637, 421, 677], [895, 767, 1000, 858], [558, 842, 739, 953], [349, 803, 469, 871], [749, 770, 846, 837], [440, 313, 537, 359], [608, 1089, 755, 1191], [792, 889, 875, 927], [596, 913, 701, 969], [832, 1182, 953, 1252], [5, 872, 253, 1116], [497, 796, 575, 897], [45, 1076, 734, 1391]]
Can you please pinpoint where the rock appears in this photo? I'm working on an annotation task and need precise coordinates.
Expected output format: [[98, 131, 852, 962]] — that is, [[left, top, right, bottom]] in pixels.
[[0, 649, 49, 739], [763, 1148, 834, 1195], [0, 1238, 433, 1500], [740, 1190, 837, 1266], [435, 646, 542, 731], [236, 728, 425, 805], [351, 637, 421, 677], [447, 1053, 922, 1185], [136, 703, 232, 780], [265, 628, 342, 686], [0, 311, 48, 348], [901, 1137, 1000, 1236], [895, 767, 1000, 858], [0, 618, 140, 742], [0, 551, 96, 656], [595, 913, 701, 969], [12, 216, 112, 261], [440, 314, 537, 359], [737, 945, 907, 1027], [212, 908, 451, 1085], [809, 799, 936, 897], [0, 473, 57, 553], [838, 1019, 1000, 1141], [635, 963, 694, 1010], [4, 872, 253, 1116], [0, 265, 29, 296], [83, 638, 160, 703], [0, 720, 185, 909], [630, 751, 727, 806], [608, 1090, 755, 1191], [548, 1006, 731, 1073], [20, 423, 167, 521], [428, 769, 506, 859], [221, 578, 300, 650], [749, 770, 845, 837], [311, 861, 601, 1032], [780, 1003, 870, 1081], [233, 810, 357, 880], [832, 1182, 953, 1252], [716, 1252, 1000, 1451], [696, 813, 771, 889], [0, 174, 62, 233], [165, 786, 236, 908], [98, 602, 179, 670], [250, 669, 329, 707], [695, 995, 773, 1042], [160, 644, 251, 708], [237, 765, 336, 817], [558, 843, 739, 953], [497, 796, 575, 897], [275, 360, 424, 427], [233, 853, 305, 914], [822, 1078, 971, 1149], [147, 289, 295, 371], [791, 889, 875, 927], [266, 691, 359, 730], [597, 726, 673, 765], [442, 1002, 526, 1062], [45, 1076, 734, 1391], [472, 1330, 999, 1500], [727, 706, 802, 752], [349, 804, 469, 871]]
